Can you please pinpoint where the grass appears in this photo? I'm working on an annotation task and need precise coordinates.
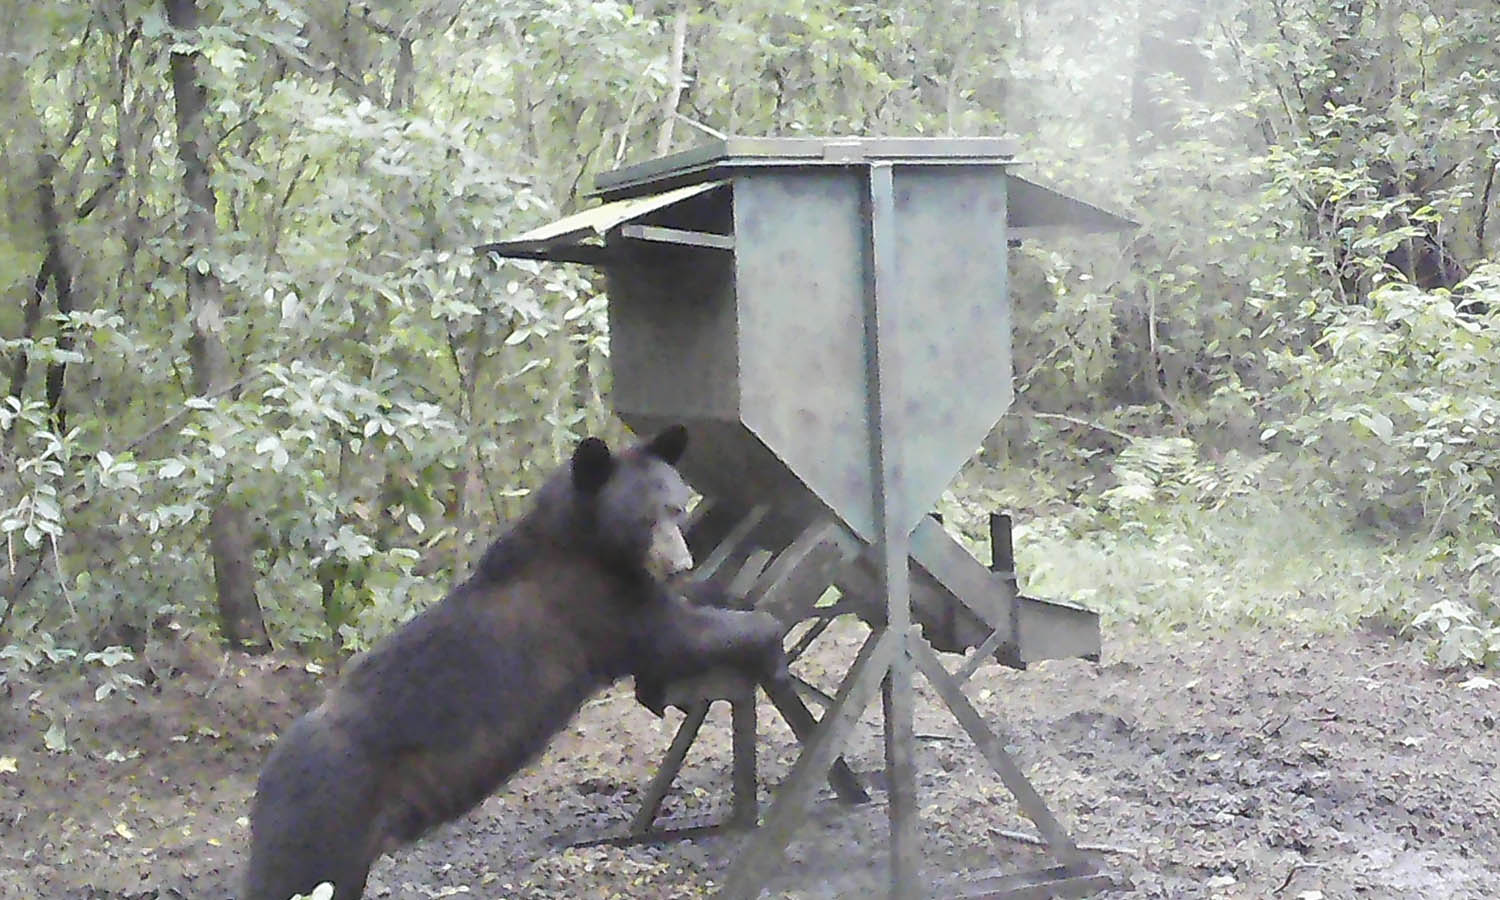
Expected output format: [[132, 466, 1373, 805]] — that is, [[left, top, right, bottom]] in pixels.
[[937, 460, 1497, 667]]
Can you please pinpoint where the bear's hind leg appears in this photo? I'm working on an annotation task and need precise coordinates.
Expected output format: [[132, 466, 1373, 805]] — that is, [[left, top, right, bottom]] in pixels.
[[245, 715, 383, 900]]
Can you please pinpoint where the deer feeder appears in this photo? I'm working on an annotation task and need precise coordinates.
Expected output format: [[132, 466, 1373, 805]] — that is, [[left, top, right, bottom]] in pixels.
[[481, 137, 1134, 900]]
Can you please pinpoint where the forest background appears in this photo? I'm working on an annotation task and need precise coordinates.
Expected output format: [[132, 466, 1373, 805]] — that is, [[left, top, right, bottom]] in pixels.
[[2, 0, 1498, 703]]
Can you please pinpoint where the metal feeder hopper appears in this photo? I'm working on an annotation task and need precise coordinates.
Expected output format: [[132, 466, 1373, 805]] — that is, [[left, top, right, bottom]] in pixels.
[[481, 137, 1133, 899]]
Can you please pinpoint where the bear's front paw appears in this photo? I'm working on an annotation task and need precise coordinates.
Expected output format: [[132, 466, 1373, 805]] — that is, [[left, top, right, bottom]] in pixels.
[[746, 613, 791, 687]]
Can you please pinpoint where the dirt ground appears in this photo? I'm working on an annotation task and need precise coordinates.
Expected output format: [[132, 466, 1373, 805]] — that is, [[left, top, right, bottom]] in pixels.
[[3, 616, 1498, 900]]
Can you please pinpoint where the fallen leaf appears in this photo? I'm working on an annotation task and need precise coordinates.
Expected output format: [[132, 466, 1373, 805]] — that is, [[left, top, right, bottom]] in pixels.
[[0, 757, 17, 773], [44, 721, 68, 753]]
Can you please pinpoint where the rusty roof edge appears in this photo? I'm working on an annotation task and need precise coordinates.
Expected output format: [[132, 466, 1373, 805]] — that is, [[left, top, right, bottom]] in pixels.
[[476, 181, 728, 260]]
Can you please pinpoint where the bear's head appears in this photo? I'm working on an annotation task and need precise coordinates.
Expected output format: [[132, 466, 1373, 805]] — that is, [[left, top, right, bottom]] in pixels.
[[477, 425, 698, 587], [568, 424, 695, 582]]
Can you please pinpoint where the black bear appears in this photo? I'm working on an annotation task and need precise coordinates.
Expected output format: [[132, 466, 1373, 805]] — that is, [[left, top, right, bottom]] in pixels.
[[245, 425, 787, 900]]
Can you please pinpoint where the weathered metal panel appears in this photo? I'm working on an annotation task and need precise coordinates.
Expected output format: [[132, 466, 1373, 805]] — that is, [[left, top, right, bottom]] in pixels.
[[733, 170, 880, 539], [1007, 175, 1136, 234], [613, 414, 837, 531], [888, 166, 1013, 534], [605, 184, 739, 422], [607, 249, 741, 422]]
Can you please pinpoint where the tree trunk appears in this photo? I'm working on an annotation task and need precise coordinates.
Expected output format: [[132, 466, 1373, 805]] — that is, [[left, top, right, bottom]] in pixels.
[[657, 7, 688, 156], [35, 154, 77, 435], [164, 0, 270, 652]]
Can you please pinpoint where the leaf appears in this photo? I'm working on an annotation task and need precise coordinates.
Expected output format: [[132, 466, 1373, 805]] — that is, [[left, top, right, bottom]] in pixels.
[[1360, 412, 1394, 443], [159, 459, 187, 479], [32, 495, 62, 522], [43, 721, 68, 753], [86, 646, 135, 667], [114, 821, 136, 841], [0, 757, 17, 773]]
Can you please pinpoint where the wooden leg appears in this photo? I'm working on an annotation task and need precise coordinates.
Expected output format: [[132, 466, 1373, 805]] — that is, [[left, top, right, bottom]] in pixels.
[[763, 679, 869, 805], [911, 637, 1086, 866], [630, 702, 710, 835], [731, 694, 758, 827], [718, 628, 898, 900]]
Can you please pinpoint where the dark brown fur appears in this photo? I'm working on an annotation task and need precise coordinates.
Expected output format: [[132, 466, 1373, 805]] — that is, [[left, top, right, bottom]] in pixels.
[[245, 428, 784, 900]]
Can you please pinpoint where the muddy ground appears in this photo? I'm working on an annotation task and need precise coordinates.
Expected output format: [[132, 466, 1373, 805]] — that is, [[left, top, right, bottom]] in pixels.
[[2, 617, 1497, 899]]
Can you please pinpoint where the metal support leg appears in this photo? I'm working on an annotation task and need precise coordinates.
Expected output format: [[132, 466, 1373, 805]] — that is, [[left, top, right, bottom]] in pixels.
[[861, 159, 922, 900], [883, 638, 920, 898]]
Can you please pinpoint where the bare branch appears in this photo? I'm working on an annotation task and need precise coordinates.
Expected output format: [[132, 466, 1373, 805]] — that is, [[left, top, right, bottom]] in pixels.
[[657, 7, 689, 156]]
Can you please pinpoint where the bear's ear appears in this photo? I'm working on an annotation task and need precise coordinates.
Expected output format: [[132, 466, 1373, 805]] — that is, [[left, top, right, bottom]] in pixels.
[[571, 437, 616, 495], [644, 424, 688, 466]]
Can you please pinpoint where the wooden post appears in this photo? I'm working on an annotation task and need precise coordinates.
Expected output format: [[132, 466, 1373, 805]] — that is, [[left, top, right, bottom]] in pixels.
[[731, 692, 759, 828]]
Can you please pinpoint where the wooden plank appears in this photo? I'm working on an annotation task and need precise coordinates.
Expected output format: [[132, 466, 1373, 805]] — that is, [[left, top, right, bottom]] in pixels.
[[620, 223, 735, 250], [953, 865, 1112, 900], [954, 625, 1010, 684], [883, 637, 921, 897], [785, 615, 834, 664], [860, 160, 921, 900], [763, 679, 869, 805], [731, 693, 759, 827], [727, 549, 775, 603], [909, 517, 1011, 641], [717, 627, 897, 899], [910, 637, 1085, 865], [690, 504, 771, 586], [749, 520, 859, 625], [630, 703, 710, 834], [788, 673, 835, 711]]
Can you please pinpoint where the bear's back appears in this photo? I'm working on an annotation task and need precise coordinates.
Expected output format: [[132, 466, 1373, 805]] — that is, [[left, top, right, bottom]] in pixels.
[[328, 554, 636, 759]]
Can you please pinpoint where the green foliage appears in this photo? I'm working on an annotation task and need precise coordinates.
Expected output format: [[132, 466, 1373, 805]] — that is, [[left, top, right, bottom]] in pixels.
[[1271, 267, 1500, 541], [2, 0, 1497, 676]]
